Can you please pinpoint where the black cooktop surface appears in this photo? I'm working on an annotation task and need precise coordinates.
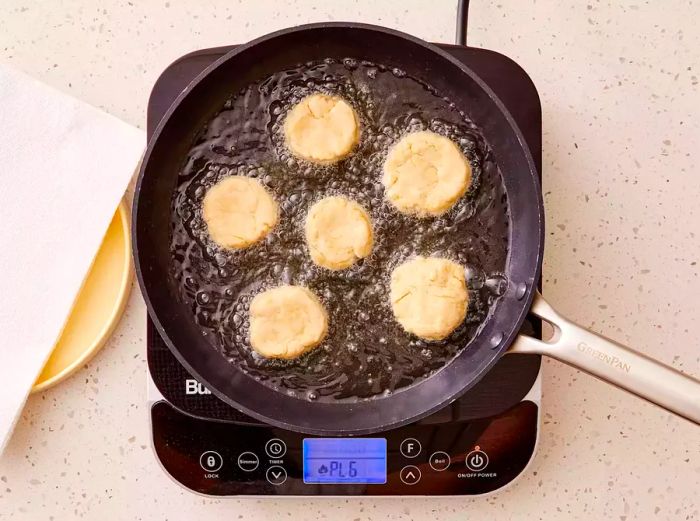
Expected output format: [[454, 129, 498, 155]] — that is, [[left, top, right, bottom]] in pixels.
[[146, 41, 543, 496]]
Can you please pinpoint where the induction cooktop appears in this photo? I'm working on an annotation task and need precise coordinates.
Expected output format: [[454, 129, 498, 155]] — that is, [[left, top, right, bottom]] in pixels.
[[145, 38, 543, 497]]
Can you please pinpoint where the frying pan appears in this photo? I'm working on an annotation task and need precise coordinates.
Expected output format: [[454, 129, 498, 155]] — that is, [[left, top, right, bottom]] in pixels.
[[133, 22, 700, 434]]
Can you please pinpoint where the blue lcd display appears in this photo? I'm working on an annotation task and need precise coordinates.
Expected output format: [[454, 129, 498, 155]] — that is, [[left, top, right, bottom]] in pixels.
[[303, 438, 387, 484]]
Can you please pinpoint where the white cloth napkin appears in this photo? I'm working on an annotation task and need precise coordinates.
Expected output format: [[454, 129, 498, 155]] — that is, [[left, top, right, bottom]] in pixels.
[[0, 65, 144, 453]]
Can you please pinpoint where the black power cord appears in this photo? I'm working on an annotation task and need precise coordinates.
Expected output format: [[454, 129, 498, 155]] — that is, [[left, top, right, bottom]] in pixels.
[[456, 0, 470, 46]]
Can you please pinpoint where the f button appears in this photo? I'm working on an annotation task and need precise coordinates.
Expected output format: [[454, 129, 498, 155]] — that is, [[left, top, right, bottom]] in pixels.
[[400, 438, 421, 458]]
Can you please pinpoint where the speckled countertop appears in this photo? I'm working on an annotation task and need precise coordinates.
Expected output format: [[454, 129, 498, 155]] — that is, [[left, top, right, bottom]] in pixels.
[[1, 1, 699, 519]]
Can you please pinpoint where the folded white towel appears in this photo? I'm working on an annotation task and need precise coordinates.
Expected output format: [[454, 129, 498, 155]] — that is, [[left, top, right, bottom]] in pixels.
[[0, 65, 144, 453]]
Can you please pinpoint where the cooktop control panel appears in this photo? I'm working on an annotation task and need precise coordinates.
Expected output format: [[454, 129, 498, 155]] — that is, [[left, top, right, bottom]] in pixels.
[[151, 399, 538, 496]]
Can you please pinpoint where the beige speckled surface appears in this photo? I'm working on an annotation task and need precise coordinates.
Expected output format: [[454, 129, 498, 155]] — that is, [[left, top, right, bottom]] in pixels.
[[1, 1, 699, 519]]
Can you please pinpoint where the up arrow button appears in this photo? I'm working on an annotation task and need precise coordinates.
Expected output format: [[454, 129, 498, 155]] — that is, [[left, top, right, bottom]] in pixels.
[[400, 465, 421, 485]]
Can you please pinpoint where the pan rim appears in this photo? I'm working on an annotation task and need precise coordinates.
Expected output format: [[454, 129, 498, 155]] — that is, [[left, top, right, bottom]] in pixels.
[[133, 21, 544, 435]]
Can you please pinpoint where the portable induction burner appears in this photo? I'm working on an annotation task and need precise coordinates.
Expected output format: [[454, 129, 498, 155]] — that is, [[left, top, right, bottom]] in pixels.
[[146, 41, 543, 496]]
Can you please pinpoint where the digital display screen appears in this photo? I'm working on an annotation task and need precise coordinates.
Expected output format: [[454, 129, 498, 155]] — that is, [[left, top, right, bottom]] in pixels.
[[303, 438, 387, 484]]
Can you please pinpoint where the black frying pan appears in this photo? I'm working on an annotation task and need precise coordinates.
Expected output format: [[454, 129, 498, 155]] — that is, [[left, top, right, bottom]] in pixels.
[[133, 22, 700, 434]]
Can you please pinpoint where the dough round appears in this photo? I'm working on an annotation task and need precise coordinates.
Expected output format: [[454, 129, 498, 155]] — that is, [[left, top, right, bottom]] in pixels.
[[390, 256, 468, 341], [284, 93, 359, 163], [202, 176, 278, 249], [249, 286, 328, 359], [305, 196, 373, 270], [382, 131, 471, 216]]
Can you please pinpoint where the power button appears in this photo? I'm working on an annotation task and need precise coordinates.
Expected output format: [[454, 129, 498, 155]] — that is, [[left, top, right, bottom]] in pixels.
[[465, 448, 489, 472]]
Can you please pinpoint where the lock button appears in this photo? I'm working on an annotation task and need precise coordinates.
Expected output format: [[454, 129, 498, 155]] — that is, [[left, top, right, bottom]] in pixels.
[[200, 450, 223, 472]]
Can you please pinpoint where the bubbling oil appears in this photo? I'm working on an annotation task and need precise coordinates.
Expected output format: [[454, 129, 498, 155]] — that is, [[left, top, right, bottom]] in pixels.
[[170, 58, 509, 402]]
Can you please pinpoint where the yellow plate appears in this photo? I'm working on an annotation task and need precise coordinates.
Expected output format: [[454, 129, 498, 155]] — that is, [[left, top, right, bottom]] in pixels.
[[32, 200, 133, 393]]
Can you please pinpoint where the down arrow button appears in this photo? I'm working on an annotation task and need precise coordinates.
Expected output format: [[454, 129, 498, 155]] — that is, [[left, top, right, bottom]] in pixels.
[[266, 466, 287, 486]]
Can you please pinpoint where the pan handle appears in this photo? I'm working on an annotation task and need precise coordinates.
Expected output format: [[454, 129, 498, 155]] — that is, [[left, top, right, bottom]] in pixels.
[[509, 292, 700, 425]]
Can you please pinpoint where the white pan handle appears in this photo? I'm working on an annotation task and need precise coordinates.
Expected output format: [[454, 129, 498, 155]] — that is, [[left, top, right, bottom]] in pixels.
[[510, 292, 700, 425]]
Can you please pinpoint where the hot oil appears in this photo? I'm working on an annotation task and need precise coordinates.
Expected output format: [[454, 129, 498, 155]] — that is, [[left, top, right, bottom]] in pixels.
[[170, 58, 509, 402]]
